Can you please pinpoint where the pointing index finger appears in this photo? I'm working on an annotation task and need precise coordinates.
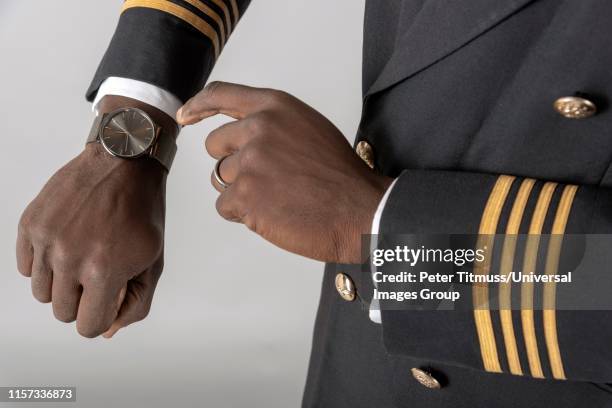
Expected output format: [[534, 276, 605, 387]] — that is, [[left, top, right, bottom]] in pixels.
[[177, 81, 269, 125]]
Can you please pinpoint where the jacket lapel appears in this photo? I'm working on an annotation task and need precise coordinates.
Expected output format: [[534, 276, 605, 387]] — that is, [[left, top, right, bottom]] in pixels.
[[365, 0, 538, 97]]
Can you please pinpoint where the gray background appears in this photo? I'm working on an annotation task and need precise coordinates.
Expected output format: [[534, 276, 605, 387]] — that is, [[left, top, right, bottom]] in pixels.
[[0, 1, 365, 407]]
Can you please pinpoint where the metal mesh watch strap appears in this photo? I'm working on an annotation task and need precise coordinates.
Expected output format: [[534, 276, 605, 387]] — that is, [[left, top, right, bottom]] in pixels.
[[87, 113, 105, 143], [150, 126, 178, 171]]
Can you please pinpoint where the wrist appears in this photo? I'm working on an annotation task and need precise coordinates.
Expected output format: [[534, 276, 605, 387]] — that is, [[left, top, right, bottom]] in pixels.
[[83, 142, 167, 185], [340, 174, 393, 263]]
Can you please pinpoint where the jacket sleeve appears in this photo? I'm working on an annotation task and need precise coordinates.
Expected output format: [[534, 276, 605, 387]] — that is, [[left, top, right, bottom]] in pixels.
[[377, 169, 612, 383], [86, 0, 252, 103]]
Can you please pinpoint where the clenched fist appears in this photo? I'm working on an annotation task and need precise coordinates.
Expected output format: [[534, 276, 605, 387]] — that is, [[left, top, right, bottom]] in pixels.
[[17, 96, 174, 338], [177, 82, 392, 263]]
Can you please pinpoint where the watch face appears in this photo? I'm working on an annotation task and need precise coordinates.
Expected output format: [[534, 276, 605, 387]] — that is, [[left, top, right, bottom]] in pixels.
[[100, 108, 156, 158]]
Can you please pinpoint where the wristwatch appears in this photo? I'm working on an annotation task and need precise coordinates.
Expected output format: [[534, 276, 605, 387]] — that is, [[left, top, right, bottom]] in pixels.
[[86, 107, 178, 171]]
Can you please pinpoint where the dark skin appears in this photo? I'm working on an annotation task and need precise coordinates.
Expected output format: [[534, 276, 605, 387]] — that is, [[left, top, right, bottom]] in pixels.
[[177, 81, 392, 263], [16, 95, 176, 338], [16, 83, 390, 339]]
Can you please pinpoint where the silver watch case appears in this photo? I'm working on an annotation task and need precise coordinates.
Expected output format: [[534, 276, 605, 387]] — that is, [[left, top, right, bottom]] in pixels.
[[87, 107, 177, 171], [100, 108, 158, 159]]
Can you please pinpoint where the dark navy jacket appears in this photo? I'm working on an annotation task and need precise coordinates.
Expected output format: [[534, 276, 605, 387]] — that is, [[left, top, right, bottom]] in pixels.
[[88, 1, 612, 406]]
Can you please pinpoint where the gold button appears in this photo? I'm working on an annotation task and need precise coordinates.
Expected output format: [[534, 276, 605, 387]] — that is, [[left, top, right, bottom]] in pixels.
[[553, 96, 597, 119], [355, 141, 375, 169], [335, 273, 356, 302], [411, 368, 441, 389]]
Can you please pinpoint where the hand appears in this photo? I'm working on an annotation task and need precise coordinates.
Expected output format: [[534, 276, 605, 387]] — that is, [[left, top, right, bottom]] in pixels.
[[177, 82, 392, 263], [16, 96, 173, 338]]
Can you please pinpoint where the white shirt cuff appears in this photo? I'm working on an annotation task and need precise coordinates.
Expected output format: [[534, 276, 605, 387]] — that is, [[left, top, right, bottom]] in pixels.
[[369, 177, 399, 324], [92, 77, 183, 121]]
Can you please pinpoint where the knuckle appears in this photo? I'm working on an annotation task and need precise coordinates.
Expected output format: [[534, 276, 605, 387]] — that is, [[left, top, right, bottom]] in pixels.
[[240, 143, 265, 168], [234, 175, 254, 198], [254, 109, 275, 122], [254, 129, 273, 144], [28, 221, 52, 244], [266, 89, 289, 105], [246, 112, 279, 144], [81, 266, 112, 286], [183, 81, 224, 118], [85, 229, 161, 272], [245, 115, 268, 136], [52, 240, 74, 268], [204, 81, 223, 98]]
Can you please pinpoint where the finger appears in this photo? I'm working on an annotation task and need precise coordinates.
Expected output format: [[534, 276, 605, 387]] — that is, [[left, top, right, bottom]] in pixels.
[[205, 120, 251, 159], [177, 81, 269, 125], [76, 279, 124, 338], [211, 154, 240, 193], [103, 260, 163, 339], [31, 252, 52, 303], [102, 280, 151, 339], [51, 272, 82, 323], [16, 228, 33, 277], [215, 183, 245, 223]]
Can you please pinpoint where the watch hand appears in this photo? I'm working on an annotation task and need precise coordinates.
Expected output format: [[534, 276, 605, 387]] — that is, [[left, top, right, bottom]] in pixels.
[[111, 117, 130, 134], [112, 117, 137, 146]]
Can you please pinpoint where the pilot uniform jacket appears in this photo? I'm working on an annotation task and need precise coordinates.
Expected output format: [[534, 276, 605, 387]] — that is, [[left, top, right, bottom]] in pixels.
[[88, 0, 612, 406]]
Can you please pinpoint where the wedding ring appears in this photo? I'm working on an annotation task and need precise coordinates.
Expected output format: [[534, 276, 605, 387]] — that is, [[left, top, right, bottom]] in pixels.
[[214, 155, 231, 189]]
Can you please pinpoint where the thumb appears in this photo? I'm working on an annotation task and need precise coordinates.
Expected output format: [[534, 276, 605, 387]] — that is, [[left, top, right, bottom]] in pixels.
[[176, 81, 266, 125], [103, 259, 163, 338]]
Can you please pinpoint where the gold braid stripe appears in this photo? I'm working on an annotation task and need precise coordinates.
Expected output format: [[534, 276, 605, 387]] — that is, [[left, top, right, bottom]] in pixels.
[[229, 0, 240, 24], [183, 0, 227, 46], [521, 182, 557, 378], [473, 175, 515, 373], [543, 184, 577, 380], [122, 0, 220, 58], [499, 178, 536, 375], [210, 0, 233, 34]]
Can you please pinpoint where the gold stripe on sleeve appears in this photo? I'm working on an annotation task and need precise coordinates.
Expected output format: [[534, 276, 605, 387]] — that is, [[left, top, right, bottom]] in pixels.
[[499, 178, 536, 375], [183, 0, 227, 46], [521, 182, 557, 379], [473, 175, 515, 373], [210, 0, 233, 34], [229, 0, 240, 24], [122, 0, 221, 58], [543, 184, 577, 380]]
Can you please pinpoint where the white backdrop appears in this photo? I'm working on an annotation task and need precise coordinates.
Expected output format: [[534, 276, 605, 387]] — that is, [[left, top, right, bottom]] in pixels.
[[0, 1, 365, 407]]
